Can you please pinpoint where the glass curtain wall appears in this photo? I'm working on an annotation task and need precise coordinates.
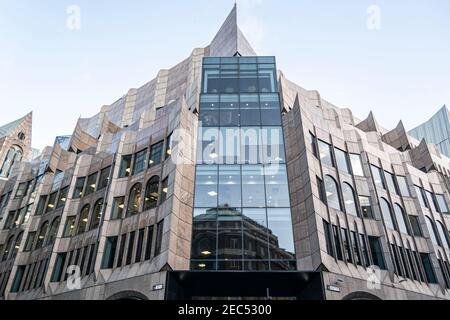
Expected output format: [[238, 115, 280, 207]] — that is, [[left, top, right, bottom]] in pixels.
[[191, 57, 296, 271]]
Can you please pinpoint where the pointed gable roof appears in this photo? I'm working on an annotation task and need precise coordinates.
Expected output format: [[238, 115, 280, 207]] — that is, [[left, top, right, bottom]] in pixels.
[[0, 113, 31, 139], [208, 4, 257, 57]]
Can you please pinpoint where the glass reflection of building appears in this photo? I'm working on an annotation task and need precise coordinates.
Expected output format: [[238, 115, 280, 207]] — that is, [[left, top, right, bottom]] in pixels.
[[191, 57, 296, 271]]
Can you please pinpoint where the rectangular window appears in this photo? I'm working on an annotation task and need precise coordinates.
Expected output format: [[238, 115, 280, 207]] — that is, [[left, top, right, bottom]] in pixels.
[[15, 182, 28, 199], [155, 220, 164, 256], [318, 140, 334, 167], [265, 166, 290, 207], [349, 154, 364, 176], [98, 166, 111, 190], [218, 165, 241, 208], [242, 165, 265, 207], [56, 187, 69, 209], [359, 196, 374, 219], [371, 165, 386, 190], [160, 177, 169, 203], [267, 208, 295, 259], [85, 172, 98, 196], [63, 216, 76, 237], [85, 244, 96, 276], [165, 133, 173, 159], [126, 231, 136, 265], [415, 186, 428, 208], [101, 236, 118, 269], [36, 195, 47, 215], [309, 132, 318, 158], [118, 155, 132, 178], [51, 253, 66, 282], [384, 171, 399, 195], [359, 234, 370, 267], [333, 226, 343, 261], [323, 220, 334, 257], [116, 234, 127, 268], [420, 253, 438, 284], [368, 236, 386, 270], [111, 197, 125, 220], [46, 192, 57, 213], [351, 231, 362, 266], [199, 95, 219, 127], [24, 232, 36, 251], [135, 228, 145, 263], [341, 228, 352, 263], [240, 94, 260, 126], [133, 149, 147, 175], [425, 191, 438, 212], [3, 211, 16, 229], [194, 165, 218, 208], [397, 176, 410, 197], [144, 225, 154, 260], [149, 141, 163, 168], [409, 215, 423, 237], [260, 94, 281, 126], [334, 148, 350, 174], [435, 194, 448, 214], [317, 177, 326, 203], [10, 266, 25, 293], [73, 177, 86, 199]]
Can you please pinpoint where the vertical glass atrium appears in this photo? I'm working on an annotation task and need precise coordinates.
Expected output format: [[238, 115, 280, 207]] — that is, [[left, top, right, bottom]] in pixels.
[[191, 56, 296, 271]]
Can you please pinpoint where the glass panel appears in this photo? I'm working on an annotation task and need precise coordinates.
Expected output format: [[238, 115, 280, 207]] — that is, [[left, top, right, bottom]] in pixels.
[[368, 236, 386, 269], [240, 69, 259, 93], [265, 166, 290, 207], [127, 184, 142, 216], [318, 140, 333, 167], [436, 194, 449, 214], [220, 70, 239, 93], [359, 196, 373, 219], [219, 95, 239, 126], [111, 197, 125, 220], [242, 165, 266, 207], [267, 208, 295, 260], [198, 127, 219, 164], [258, 67, 277, 93], [119, 155, 132, 178], [342, 183, 358, 216], [144, 176, 160, 210], [239, 94, 260, 126], [324, 175, 341, 211], [415, 186, 427, 208], [63, 216, 76, 237], [349, 154, 364, 176], [425, 216, 439, 246], [46, 192, 57, 213], [203, 69, 220, 94], [218, 227, 243, 260], [409, 215, 423, 237], [133, 149, 147, 175], [380, 198, 395, 230], [394, 204, 409, 234], [199, 95, 219, 127], [240, 127, 260, 164], [384, 172, 399, 195], [335, 148, 350, 174], [77, 205, 90, 235], [57, 187, 68, 209], [425, 191, 438, 212], [218, 165, 241, 208], [244, 209, 269, 260], [160, 178, 168, 203], [220, 127, 240, 164], [397, 176, 410, 197], [85, 172, 98, 196], [194, 165, 218, 208], [260, 94, 281, 126], [73, 177, 85, 199], [261, 127, 285, 164], [149, 141, 164, 167], [90, 199, 103, 230], [437, 222, 450, 249], [98, 166, 111, 190], [371, 165, 385, 189], [191, 228, 217, 260]]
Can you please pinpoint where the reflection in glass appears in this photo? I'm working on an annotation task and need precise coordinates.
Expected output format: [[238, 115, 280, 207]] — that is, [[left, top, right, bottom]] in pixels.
[[342, 183, 358, 216], [265, 166, 289, 207], [220, 95, 239, 126], [318, 140, 333, 167], [394, 204, 409, 234], [324, 175, 341, 211], [240, 127, 260, 164], [267, 208, 295, 260], [240, 94, 260, 126], [194, 165, 218, 208], [380, 198, 395, 230], [218, 165, 241, 208], [349, 154, 364, 176], [261, 127, 284, 164], [335, 148, 350, 174], [242, 165, 265, 207], [220, 128, 240, 164], [260, 94, 281, 125]]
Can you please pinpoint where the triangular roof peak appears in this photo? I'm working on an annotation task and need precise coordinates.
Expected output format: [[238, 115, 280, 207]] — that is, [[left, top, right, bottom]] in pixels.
[[0, 112, 32, 139], [208, 4, 257, 57]]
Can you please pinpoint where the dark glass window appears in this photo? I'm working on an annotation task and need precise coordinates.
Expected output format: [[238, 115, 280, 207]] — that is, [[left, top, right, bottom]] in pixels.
[[119, 155, 132, 178], [47, 218, 60, 245], [199, 95, 219, 127], [425, 216, 439, 246], [260, 94, 281, 126], [127, 183, 142, 216], [10, 266, 25, 293], [90, 199, 103, 230], [203, 69, 220, 94], [111, 196, 125, 220], [409, 215, 423, 237], [324, 175, 341, 211], [323, 220, 334, 257], [155, 220, 164, 256], [220, 69, 239, 93], [15, 182, 28, 199], [165, 133, 173, 159], [318, 140, 334, 167], [309, 132, 318, 158], [144, 225, 154, 260], [101, 236, 117, 269], [24, 232, 36, 251], [333, 226, 343, 261], [368, 236, 386, 269], [317, 177, 326, 203], [77, 205, 90, 235], [415, 186, 428, 208], [349, 154, 364, 176], [36, 195, 47, 215], [335, 148, 350, 174], [73, 177, 86, 199], [116, 234, 126, 267], [51, 253, 66, 282], [57, 187, 69, 209], [359, 234, 370, 267], [342, 183, 358, 216], [380, 198, 395, 230], [258, 65, 277, 93], [46, 192, 57, 213], [240, 66, 258, 93], [126, 231, 135, 265], [240, 94, 260, 126], [341, 228, 352, 263], [98, 166, 111, 190], [149, 141, 164, 168], [144, 176, 160, 210], [359, 196, 374, 219], [384, 171, 399, 195], [351, 231, 362, 266], [63, 216, 76, 237], [35, 222, 49, 249], [160, 178, 168, 203], [436, 221, 450, 249], [135, 228, 145, 263], [420, 253, 438, 284], [371, 165, 385, 189], [85, 172, 98, 196], [133, 148, 147, 175], [425, 191, 438, 212]]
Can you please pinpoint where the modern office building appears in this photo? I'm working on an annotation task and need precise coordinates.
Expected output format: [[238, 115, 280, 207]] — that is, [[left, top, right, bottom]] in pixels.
[[409, 105, 450, 158], [1, 6, 450, 300]]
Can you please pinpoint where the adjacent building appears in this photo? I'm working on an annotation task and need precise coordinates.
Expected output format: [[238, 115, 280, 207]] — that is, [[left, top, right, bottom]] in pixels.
[[409, 105, 450, 158], [1, 6, 450, 300]]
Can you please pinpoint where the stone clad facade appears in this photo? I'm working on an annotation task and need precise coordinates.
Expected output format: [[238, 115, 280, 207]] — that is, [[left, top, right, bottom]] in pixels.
[[0, 6, 450, 300]]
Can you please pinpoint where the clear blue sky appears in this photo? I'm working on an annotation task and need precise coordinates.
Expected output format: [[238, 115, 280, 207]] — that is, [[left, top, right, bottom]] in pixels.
[[1, 0, 449, 150]]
